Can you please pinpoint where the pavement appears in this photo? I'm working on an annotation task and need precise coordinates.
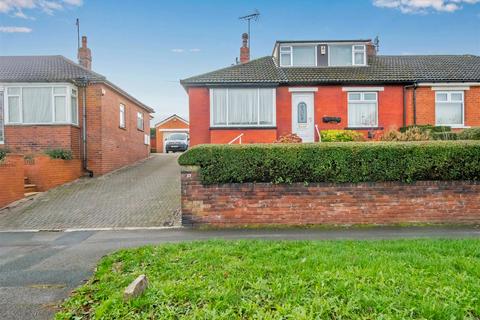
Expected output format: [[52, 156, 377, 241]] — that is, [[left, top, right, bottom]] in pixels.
[[0, 154, 181, 231], [1, 226, 480, 320]]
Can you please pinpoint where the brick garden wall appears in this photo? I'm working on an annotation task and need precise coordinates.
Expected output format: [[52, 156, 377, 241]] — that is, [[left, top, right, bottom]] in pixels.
[[24, 155, 83, 192], [0, 154, 25, 208], [181, 166, 480, 227]]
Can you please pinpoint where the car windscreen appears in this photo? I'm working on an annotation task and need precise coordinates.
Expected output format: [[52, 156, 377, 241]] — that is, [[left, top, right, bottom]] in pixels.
[[168, 133, 188, 141]]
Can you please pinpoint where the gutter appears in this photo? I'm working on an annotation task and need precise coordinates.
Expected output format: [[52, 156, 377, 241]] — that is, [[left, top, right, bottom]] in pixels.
[[76, 77, 94, 177]]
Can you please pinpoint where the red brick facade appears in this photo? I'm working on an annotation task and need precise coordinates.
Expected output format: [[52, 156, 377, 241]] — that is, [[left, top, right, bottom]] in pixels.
[[3, 83, 151, 176], [0, 154, 25, 208], [155, 115, 189, 153], [187, 85, 479, 146], [181, 167, 480, 227]]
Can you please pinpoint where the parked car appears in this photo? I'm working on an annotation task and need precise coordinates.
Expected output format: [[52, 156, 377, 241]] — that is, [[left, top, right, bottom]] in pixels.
[[165, 133, 189, 153]]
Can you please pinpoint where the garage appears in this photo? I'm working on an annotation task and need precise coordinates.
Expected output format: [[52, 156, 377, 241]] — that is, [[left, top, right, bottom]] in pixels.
[[154, 115, 190, 153]]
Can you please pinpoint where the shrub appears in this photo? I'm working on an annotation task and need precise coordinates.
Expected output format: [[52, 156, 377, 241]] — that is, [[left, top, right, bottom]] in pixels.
[[44, 149, 73, 160], [320, 130, 365, 142], [0, 148, 9, 161], [275, 133, 302, 143], [178, 141, 480, 184], [458, 128, 480, 140], [431, 132, 458, 141], [400, 125, 451, 133], [381, 127, 431, 141]]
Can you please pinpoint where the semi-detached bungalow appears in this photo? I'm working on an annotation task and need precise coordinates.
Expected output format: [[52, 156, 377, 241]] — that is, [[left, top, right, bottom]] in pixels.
[[0, 36, 154, 176], [181, 34, 480, 145]]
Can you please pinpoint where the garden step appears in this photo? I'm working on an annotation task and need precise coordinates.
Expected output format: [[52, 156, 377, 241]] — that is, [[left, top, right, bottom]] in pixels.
[[24, 184, 38, 193], [24, 192, 40, 198]]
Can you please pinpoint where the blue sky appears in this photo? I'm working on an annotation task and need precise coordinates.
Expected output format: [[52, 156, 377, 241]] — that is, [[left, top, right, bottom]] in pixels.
[[0, 0, 479, 124]]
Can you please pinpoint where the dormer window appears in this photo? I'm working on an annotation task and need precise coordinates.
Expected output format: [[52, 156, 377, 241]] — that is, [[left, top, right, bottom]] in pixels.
[[280, 45, 316, 67], [329, 44, 366, 66]]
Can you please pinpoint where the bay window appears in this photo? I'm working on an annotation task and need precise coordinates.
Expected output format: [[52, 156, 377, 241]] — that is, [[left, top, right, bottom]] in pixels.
[[348, 92, 378, 127], [5, 85, 79, 125], [210, 88, 276, 127], [435, 91, 464, 126]]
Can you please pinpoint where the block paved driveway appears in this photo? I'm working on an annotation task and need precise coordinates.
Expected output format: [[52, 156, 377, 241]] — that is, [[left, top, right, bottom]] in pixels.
[[0, 154, 181, 231]]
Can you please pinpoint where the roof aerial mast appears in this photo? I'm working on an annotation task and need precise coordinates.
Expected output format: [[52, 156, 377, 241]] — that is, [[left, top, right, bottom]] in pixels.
[[239, 9, 260, 51]]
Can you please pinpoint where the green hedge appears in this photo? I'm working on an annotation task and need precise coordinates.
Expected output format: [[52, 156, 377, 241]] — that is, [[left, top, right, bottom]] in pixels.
[[178, 142, 480, 184], [400, 125, 451, 133], [458, 128, 480, 140], [44, 149, 73, 160], [320, 130, 364, 142]]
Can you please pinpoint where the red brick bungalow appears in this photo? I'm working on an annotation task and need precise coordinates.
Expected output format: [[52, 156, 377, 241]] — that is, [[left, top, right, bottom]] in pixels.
[[181, 35, 480, 145], [0, 36, 154, 176]]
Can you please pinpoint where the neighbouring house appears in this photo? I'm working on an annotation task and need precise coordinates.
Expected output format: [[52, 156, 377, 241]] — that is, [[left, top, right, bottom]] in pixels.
[[154, 114, 189, 153], [0, 36, 154, 177], [181, 34, 480, 145]]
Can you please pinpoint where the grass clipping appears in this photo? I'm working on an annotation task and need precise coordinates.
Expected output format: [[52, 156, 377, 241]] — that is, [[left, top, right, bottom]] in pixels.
[[56, 239, 480, 319]]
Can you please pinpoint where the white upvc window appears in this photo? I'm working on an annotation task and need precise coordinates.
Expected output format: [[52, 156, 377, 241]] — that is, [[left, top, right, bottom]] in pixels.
[[348, 92, 378, 127], [137, 112, 144, 130], [210, 88, 276, 127], [5, 84, 78, 125], [0, 90, 4, 144], [280, 45, 316, 67], [119, 104, 126, 128], [329, 44, 367, 66], [435, 91, 464, 126]]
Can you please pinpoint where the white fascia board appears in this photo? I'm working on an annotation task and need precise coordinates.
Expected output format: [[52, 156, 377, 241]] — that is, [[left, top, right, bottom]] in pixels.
[[342, 87, 384, 92], [288, 87, 318, 92]]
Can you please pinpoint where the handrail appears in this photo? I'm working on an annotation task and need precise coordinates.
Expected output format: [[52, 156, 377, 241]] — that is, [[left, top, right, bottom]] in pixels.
[[315, 124, 321, 142], [228, 133, 244, 145]]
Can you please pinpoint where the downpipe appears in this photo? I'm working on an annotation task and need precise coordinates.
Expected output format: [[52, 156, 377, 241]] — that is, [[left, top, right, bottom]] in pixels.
[[77, 77, 94, 177]]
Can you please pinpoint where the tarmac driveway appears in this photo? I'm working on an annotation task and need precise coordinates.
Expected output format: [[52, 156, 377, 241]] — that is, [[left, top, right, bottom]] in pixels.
[[0, 154, 181, 231]]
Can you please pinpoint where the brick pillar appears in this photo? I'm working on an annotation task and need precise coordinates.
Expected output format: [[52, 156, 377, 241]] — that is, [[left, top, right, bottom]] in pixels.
[[78, 36, 92, 70]]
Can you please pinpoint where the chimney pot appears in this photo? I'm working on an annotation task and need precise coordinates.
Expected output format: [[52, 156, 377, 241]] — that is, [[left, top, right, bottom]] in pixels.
[[240, 33, 250, 64], [78, 35, 92, 70]]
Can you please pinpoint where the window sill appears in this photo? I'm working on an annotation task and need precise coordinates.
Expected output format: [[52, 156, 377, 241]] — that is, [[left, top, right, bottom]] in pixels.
[[210, 126, 277, 130], [5, 123, 79, 127], [119, 126, 127, 130], [137, 128, 144, 132], [345, 126, 383, 130], [436, 125, 470, 129]]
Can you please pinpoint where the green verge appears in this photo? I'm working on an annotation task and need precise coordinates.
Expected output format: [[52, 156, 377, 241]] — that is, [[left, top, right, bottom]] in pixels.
[[178, 141, 480, 184], [56, 240, 480, 319]]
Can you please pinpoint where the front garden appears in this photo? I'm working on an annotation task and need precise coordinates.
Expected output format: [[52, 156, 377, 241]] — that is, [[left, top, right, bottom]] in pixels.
[[56, 239, 480, 319]]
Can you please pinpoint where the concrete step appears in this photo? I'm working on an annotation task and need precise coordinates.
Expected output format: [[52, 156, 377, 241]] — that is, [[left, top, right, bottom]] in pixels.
[[24, 192, 40, 198], [24, 184, 38, 193]]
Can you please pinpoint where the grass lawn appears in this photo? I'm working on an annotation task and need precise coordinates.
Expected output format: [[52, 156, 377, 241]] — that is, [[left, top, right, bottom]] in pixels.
[[56, 239, 480, 319]]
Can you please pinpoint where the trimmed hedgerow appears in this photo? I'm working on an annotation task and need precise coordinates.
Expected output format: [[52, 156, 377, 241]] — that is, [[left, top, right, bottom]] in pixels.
[[178, 141, 480, 184], [320, 130, 365, 142], [44, 149, 73, 160]]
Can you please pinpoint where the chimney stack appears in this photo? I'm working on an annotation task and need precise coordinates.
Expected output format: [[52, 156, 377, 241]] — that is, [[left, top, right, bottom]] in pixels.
[[78, 36, 92, 70], [240, 33, 250, 64]]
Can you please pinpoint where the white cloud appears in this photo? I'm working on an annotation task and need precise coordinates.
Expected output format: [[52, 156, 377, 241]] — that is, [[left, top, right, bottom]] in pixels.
[[373, 0, 480, 13], [0, 0, 82, 18], [189, 48, 201, 52], [0, 26, 32, 32], [171, 48, 185, 53]]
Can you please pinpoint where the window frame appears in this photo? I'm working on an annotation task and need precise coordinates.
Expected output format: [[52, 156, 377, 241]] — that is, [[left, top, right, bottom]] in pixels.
[[435, 91, 464, 127], [279, 46, 293, 67], [4, 83, 78, 125], [347, 91, 379, 128], [279, 45, 317, 67], [0, 90, 4, 144], [136, 111, 144, 131], [119, 103, 126, 129], [209, 88, 277, 128], [328, 44, 367, 67]]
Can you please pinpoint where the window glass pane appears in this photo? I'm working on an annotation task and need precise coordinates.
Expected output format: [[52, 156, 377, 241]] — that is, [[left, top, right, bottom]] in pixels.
[[353, 45, 364, 51], [292, 46, 316, 66], [137, 113, 144, 130], [212, 89, 227, 125], [280, 53, 291, 66], [363, 93, 377, 101], [71, 95, 78, 124], [436, 93, 448, 102], [258, 89, 274, 125], [54, 96, 67, 122], [348, 93, 361, 101], [7, 87, 20, 95], [22, 87, 52, 123], [297, 102, 307, 123], [348, 102, 377, 127], [0, 92, 4, 142], [354, 52, 365, 65], [280, 46, 291, 53], [228, 89, 258, 125], [329, 45, 352, 66], [53, 87, 66, 95], [436, 102, 462, 125], [451, 93, 463, 102], [8, 96, 21, 122]]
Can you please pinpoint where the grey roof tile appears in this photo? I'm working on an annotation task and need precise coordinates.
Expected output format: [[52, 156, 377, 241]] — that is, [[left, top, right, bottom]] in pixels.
[[181, 54, 480, 86]]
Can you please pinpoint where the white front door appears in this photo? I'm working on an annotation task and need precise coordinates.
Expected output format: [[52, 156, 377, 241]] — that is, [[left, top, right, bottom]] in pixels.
[[292, 93, 314, 142]]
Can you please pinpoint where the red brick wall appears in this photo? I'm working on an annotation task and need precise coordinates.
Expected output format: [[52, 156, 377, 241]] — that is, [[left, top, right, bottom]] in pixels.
[[181, 167, 480, 227], [24, 155, 83, 191], [4, 125, 81, 158], [155, 117, 189, 153], [210, 129, 277, 144], [0, 154, 25, 208], [150, 135, 157, 153], [91, 84, 150, 175], [188, 88, 210, 146]]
